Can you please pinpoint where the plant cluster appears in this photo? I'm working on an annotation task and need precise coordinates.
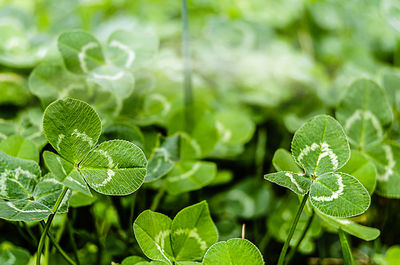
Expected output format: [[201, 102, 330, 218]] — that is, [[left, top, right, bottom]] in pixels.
[[1, 0, 400, 265]]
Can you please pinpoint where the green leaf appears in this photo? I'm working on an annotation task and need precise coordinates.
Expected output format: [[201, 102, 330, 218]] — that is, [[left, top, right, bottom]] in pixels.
[[133, 210, 174, 264], [29, 63, 87, 106], [168, 107, 218, 158], [0, 72, 31, 106], [272, 148, 303, 173], [214, 110, 255, 145], [43, 97, 102, 164], [336, 79, 393, 149], [0, 245, 30, 265], [101, 121, 144, 148], [0, 135, 39, 162], [316, 211, 380, 241], [107, 29, 159, 70], [340, 150, 376, 195], [291, 115, 350, 176], [146, 134, 180, 182], [88, 65, 135, 99], [310, 172, 370, 218], [68, 190, 96, 208], [202, 238, 264, 265], [58, 30, 105, 74], [43, 151, 91, 196], [165, 161, 217, 195], [264, 171, 312, 195], [0, 151, 70, 221], [121, 256, 147, 265], [171, 201, 218, 261], [80, 140, 147, 195], [364, 142, 400, 198]]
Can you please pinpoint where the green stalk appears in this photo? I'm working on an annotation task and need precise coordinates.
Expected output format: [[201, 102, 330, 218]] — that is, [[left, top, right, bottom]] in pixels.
[[277, 192, 309, 265], [181, 0, 192, 107], [39, 221, 77, 265], [284, 211, 315, 265], [36, 187, 69, 265], [338, 229, 355, 265], [150, 185, 166, 211], [67, 219, 81, 265]]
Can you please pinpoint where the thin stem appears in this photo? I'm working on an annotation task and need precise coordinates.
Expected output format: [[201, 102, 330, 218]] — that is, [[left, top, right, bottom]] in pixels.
[[39, 222, 77, 265], [150, 185, 166, 211], [277, 193, 309, 265], [67, 219, 81, 265], [181, 0, 192, 107], [338, 229, 355, 265], [285, 211, 315, 265], [255, 128, 267, 177], [37, 187, 69, 265]]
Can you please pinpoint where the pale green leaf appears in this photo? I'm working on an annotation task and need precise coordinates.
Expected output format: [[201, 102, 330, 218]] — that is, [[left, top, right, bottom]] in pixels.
[[88, 65, 135, 99], [121, 256, 147, 265], [316, 211, 380, 241], [68, 190, 96, 208], [171, 201, 218, 261], [0, 72, 31, 106], [214, 110, 255, 145], [107, 29, 159, 69], [340, 150, 376, 195], [202, 239, 264, 265], [28, 63, 87, 106], [310, 172, 370, 218], [336, 79, 393, 149], [133, 210, 174, 264], [0, 245, 30, 265], [0, 135, 39, 162], [43, 97, 102, 164], [166, 161, 216, 195], [364, 142, 400, 198], [264, 171, 311, 195], [291, 114, 350, 175], [146, 134, 180, 182], [58, 31, 105, 74], [80, 140, 147, 195]]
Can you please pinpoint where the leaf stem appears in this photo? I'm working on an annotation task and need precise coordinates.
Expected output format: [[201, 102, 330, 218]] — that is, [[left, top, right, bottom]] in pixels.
[[150, 185, 166, 211], [39, 221, 77, 265], [338, 229, 355, 265], [36, 186, 69, 265], [181, 0, 193, 107], [277, 192, 309, 265], [284, 211, 315, 265], [68, 218, 81, 265]]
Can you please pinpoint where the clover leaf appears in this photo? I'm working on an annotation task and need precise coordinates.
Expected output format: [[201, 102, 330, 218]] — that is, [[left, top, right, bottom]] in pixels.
[[0, 151, 69, 221], [265, 114, 370, 218], [43, 97, 147, 196], [133, 201, 218, 264], [202, 238, 264, 265]]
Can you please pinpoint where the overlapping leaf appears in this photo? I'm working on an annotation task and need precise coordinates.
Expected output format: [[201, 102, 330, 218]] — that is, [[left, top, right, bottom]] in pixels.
[[336, 79, 393, 149], [134, 201, 218, 264], [0, 151, 69, 221], [43, 98, 147, 196], [202, 239, 264, 265]]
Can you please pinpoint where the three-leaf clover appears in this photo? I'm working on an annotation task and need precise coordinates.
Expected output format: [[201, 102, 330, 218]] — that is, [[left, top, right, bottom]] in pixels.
[[43, 97, 147, 196], [133, 201, 218, 264], [0, 151, 69, 221], [265, 114, 370, 218]]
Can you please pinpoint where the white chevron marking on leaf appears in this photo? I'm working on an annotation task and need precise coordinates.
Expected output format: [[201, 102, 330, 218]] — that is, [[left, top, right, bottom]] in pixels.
[[78, 42, 98, 73], [312, 173, 344, 202], [345, 110, 383, 138], [92, 71, 124, 81], [71, 129, 94, 146], [298, 142, 339, 171], [216, 121, 232, 142], [109, 40, 136, 68], [285, 172, 304, 193], [56, 156, 68, 176], [66, 176, 86, 188], [167, 163, 201, 183], [380, 144, 395, 181], [94, 149, 114, 168], [56, 134, 65, 150], [92, 169, 115, 188], [155, 230, 171, 249], [174, 228, 207, 250], [6, 202, 49, 213]]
